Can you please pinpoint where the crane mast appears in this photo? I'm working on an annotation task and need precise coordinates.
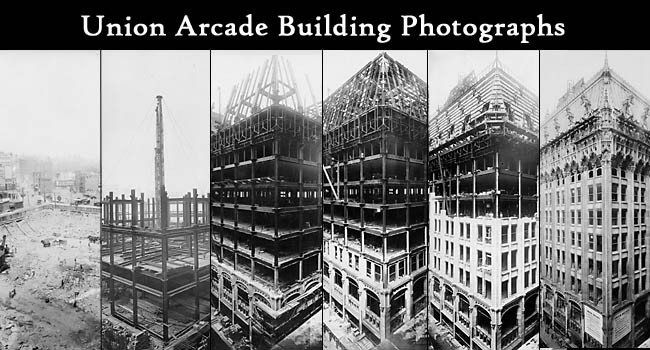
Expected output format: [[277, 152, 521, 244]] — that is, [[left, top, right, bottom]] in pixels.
[[154, 95, 165, 229]]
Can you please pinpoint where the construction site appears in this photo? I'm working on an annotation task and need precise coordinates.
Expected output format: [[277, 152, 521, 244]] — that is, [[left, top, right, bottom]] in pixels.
[[0, 50, 102, 350], [428, 55, 540, 350], [322, 52, 429, 350], [101, 96, 210, 350], [0, 201, 101, 349], [210, 54, 322, 350]]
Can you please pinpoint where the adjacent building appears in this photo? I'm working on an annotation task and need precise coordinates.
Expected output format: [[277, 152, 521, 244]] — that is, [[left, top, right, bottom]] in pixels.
[[0, 152, 19, 191], [210, 55, 322, 349], [540, 58, 650, 348], [429, 59, 540, 350], [322, 53, 429, 348], [76, 170, 100, 194]]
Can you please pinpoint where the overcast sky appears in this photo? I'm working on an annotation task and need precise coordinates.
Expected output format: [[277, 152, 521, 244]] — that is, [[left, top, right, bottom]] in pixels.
[[211, 50, 322, 115], [429, 50, 539, 114], [540, 50, 650, 118], [101, 50, 209, 198], [323, 50, 427, 99], [0, 51, 99, 161]]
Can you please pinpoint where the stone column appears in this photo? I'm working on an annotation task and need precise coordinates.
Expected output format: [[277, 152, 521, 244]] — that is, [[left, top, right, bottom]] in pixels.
[[602, 153, 612, 325], [469, 297, 477, 349], [492, 315, 502, 350], [380, 292, 391, 341], [359, 285, 366, 330], [342, 270, 348, 322], [518, 296, 525, 339], [406, 280, 413, 320]]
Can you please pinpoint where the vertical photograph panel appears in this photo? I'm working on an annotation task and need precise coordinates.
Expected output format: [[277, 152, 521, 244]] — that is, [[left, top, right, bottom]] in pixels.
[[428, 51, 539, 350], [0, 51, 100, 348], [100, 50, 210, 350], [540, 50, 650, 349], [210, 51, 322, 350], [322, 50, 428, 350]]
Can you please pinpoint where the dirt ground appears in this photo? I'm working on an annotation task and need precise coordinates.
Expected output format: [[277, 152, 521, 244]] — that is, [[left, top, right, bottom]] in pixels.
[[0, 208, 100, 350]]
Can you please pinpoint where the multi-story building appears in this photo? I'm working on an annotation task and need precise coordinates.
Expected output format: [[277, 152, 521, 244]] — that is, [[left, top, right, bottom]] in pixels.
[[322, 53, 428, 348], [83, 171, 100, 195], [0, 152, 19, 191], [55, 171, 76, 190], [540, 58, 650, 348], [210, 55, 322, 350], [0, 152, 18, 178], [429, 60, 540, 350]]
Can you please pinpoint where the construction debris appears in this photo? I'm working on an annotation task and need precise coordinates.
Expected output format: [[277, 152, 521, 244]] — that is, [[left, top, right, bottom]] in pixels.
[[0, 208, 100, 349], [102, 318, 152, 350]]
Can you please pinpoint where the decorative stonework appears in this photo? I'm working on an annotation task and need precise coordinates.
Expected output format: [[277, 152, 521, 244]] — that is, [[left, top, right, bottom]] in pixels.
[[543, 126, 549, 144], [623, 94, 635, 116], [566, 106, 574, 124], [581, 94, 592, 115]]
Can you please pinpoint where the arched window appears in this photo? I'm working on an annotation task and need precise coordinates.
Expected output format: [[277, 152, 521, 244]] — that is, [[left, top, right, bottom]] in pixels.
[[348, 278, 359, 300], [366, 290, 380, 315], [334, 269, 343, 288]]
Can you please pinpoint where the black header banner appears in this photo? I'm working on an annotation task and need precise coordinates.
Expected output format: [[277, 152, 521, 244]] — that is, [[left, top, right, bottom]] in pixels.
[[0, 4, 643, 49]]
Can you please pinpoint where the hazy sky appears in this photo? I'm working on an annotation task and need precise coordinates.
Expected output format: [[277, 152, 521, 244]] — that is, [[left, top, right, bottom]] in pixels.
[[211, 50, 322, 115], [540, 50, 650, 118], [429, 50, 539, 114], [102, 50, 209, 198], [0, 51, 99, 161], [324, 50, 427, 99]]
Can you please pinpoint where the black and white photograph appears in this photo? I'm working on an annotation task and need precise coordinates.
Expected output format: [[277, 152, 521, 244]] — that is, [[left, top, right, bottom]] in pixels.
[[4, 5, 650, 350], [428, 50, 540, 350], [210, 51, 323, 350], [0, 51, 101, 349], [100, 50, 211, 350], [322, 50, 429, 350], [4, 47, 646, 350], [539, 50, 650, 348]]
